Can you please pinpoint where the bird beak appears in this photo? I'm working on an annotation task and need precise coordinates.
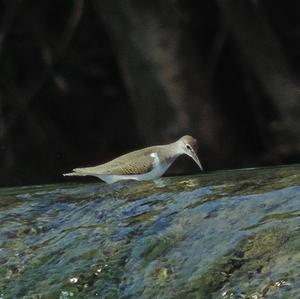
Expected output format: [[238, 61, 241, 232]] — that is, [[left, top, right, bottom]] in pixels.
[[189, 152, 203, 171]]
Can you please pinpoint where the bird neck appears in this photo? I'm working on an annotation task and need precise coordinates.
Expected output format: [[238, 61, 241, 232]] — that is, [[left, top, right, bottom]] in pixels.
[[161, 141, 183, 164]]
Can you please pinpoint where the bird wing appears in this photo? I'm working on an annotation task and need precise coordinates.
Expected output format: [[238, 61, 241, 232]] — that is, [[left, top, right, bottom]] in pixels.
[[73, 147, 157, 176]]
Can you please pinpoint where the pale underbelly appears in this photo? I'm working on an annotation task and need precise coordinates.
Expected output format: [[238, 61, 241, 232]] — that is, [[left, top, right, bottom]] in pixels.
[[97, 162, 170, 184]]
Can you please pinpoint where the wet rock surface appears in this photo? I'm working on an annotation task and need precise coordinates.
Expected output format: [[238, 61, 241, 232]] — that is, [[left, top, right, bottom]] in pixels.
[[1, 165, 300, 298]]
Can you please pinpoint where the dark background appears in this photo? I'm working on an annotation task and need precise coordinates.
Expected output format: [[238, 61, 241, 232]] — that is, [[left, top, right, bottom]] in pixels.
[[1, 0, 300, 187]]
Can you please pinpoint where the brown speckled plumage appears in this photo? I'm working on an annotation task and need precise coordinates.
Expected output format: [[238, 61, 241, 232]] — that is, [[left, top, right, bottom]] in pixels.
[[73, 147, 158, 175]]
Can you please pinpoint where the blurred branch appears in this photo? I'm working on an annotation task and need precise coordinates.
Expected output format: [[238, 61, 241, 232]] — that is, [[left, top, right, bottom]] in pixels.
[[93, 0, 234, 168], [0, 94, 4, 140], [208, 27, 227, 80], [3, 0, 84, 139], [57, 0, 84, 56], [0, 0, 22, 57], [217, 0, 300, 116], [216, 0, 300, 153]]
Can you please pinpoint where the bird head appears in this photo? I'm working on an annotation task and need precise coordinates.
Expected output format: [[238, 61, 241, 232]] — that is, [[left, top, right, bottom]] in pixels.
[[178, 135, 203, 171]]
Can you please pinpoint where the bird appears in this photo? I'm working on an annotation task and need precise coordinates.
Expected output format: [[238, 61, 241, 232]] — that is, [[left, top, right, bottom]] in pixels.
[[63, 135, 203, 184]]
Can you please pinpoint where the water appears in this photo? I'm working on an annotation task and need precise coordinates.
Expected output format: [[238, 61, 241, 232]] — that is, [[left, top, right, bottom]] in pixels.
[[0, 165, 300, 298]]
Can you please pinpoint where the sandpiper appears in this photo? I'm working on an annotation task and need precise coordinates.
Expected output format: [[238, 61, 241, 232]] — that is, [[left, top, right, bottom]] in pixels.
[[63, 135, 203, 184]]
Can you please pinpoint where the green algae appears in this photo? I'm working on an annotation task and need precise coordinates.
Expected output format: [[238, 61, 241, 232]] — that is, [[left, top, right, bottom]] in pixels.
[[140, 232, 185, 267], [260, 210, 300, 223], [1, 164, 300, 298], [179, 227, 294, 299], [124, 208, 165, 226]]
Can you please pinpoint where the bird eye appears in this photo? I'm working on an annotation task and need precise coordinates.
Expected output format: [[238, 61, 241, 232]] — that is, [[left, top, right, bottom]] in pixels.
[[186, 144, 192, 151]]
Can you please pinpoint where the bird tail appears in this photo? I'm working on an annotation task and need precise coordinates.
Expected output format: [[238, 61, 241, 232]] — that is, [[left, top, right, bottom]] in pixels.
[[63, 168, 90, 177]]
